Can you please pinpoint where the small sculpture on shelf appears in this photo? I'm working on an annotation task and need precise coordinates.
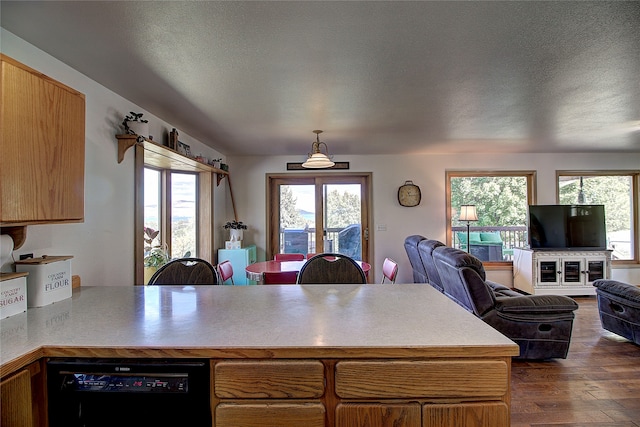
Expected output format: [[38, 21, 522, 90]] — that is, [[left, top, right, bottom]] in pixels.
[[122, 111, 149, 138]]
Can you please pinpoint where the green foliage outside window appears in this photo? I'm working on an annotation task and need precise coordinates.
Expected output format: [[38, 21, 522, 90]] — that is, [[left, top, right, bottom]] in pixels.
[[280, 186, 307, 229], [559, 175, 633, 260], [326, 189, 360, 228], [450, 176, 528, 227], [558, 176, 631, 232]]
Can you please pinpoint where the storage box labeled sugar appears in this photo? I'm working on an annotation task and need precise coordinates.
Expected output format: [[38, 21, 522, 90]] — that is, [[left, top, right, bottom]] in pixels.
[[15, 255, 73, 307], [0, 273, 28, 318]]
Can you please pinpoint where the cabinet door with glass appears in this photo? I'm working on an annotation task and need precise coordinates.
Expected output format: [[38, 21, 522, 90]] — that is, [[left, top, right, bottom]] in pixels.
[[537, 255, 607, 287], [536, 257, 561, 287]]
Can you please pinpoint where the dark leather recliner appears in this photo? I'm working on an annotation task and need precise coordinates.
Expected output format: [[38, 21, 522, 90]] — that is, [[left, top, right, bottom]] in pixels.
[[418, 238, 520, 297], [404, 235, 428, 283], [417, 239, 445, 292], [593, 279, 640, 345], [433, 246, 579, 360]]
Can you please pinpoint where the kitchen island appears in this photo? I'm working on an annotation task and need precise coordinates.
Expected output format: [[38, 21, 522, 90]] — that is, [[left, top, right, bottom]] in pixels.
[[1, 284, 519, 426]]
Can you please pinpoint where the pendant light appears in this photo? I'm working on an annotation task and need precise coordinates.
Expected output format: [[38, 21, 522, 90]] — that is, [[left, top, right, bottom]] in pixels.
[[302, 130, 335, 169]]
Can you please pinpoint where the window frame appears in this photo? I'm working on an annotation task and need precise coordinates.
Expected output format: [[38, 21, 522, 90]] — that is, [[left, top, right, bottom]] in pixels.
[[556, 170, 640, 265], [445, 170, 537, 265], [266, 172, 372, 264], [134, 144, 215, 285]]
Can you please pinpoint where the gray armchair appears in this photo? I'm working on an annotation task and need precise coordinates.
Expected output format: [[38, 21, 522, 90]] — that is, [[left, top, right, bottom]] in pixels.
[[432, 246, 579, 360]]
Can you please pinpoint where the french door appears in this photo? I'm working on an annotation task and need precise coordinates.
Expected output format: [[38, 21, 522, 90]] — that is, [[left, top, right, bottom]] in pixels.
[[267, 173, 371, 264]]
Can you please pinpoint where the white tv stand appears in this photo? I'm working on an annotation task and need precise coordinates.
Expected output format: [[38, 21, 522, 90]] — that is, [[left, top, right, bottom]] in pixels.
[[513, 248, 611, 296]]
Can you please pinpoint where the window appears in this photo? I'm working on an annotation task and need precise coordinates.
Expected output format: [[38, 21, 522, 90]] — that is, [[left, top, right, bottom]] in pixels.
[[267, 173, 371, 263], [135, 144, 218, 285], [557, 171, 639, 263], [144, 168, 199, 259], [446, 171, 536, 262]]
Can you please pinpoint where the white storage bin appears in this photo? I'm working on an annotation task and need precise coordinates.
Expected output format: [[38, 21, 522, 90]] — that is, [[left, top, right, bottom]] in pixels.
[[15, 255, 73, 307], [0, 273, 28, 318]]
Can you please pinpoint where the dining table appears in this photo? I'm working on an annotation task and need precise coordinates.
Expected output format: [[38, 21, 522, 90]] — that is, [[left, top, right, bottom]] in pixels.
[[245, 259, 371, 283]]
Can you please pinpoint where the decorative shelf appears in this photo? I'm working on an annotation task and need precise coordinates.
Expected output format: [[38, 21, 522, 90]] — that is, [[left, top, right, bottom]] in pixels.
[[116, 134, 228, 185]]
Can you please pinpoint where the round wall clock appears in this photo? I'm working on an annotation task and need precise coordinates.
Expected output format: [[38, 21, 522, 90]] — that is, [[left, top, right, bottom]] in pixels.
[[398, 180, 421, 207]]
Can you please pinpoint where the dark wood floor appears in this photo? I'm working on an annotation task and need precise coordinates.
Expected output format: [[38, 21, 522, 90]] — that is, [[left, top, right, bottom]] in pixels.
[[511, 296, 640, 426]]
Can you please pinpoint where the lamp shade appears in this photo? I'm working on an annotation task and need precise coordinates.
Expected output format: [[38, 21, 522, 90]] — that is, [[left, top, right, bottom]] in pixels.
[[459, 205, 478, 222], [302, 152, 335, 168]]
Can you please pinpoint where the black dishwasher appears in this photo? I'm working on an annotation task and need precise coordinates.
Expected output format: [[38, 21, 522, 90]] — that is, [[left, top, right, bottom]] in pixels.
[[47, 358, 211, 427]]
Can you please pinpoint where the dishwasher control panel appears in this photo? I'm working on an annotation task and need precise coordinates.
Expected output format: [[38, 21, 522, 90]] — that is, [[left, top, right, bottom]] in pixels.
[[59, 372, 189, 393]]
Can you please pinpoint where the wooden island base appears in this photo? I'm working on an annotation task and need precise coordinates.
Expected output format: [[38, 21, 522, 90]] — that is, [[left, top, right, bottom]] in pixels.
[[1, 285, 519, 426]]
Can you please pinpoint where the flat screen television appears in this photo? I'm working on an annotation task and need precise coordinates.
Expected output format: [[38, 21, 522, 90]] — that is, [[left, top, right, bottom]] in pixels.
[[528, 204, 606, 250]]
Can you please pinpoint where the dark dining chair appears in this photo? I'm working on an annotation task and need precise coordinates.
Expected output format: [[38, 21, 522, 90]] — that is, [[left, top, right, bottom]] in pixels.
[[274, 253, 305, 261], [263, 270, 299, 285], [147, 258, 219, 285], [297, 253, 367, 284]]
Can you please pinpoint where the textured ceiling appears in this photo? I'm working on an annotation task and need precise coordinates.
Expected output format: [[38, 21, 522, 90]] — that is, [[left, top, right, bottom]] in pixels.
[[2, 1, 639, 156]]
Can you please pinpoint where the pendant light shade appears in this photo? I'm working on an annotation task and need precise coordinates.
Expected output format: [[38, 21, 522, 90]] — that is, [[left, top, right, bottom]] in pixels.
[[302, 130, 335, 169]]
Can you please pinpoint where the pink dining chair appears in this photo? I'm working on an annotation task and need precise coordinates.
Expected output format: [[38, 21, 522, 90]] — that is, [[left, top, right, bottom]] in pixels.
[[306, 253, 316, 259], [263, 270, 299, 285], [381, 257, 399, 284], [274, 253, 305, 261], [217, 260, 235, 285]]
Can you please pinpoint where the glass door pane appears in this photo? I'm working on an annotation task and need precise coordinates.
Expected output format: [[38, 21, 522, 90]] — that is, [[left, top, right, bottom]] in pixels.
[[279, 184, 315, 256], [325, 183, 362, 259]]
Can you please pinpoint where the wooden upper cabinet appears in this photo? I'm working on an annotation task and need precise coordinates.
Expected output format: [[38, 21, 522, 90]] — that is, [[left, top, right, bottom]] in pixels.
[[1, 54, 85, 225]]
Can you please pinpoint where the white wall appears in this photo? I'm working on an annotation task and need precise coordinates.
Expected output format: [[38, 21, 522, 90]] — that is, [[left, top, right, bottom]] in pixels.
[[3, 28, 639, 287], [2, 29, 228, 285], [228, 153, 640, 285]]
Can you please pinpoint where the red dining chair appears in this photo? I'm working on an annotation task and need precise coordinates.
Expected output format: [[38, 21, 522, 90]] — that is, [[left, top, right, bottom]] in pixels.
[[217, 260, 235, 285], [274, 253, 305, 261], [263, 270, 299, 285], [306, 253, 316, 259], [381, 257, 399, 284]]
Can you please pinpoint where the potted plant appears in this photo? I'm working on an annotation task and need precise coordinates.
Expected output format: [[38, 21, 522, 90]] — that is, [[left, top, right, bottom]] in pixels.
[[224, 220, 247, 241], [122, 111, 149, 138], [143, 226, 169, 283]]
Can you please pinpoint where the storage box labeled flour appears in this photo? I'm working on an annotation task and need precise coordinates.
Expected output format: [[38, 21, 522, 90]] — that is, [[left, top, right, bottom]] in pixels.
[[15, 255, 73, 307], [0, 273, 28, 318]]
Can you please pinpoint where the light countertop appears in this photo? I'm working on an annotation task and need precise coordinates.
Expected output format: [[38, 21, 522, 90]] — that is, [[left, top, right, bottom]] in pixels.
[[1, 284, 518, 374]]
